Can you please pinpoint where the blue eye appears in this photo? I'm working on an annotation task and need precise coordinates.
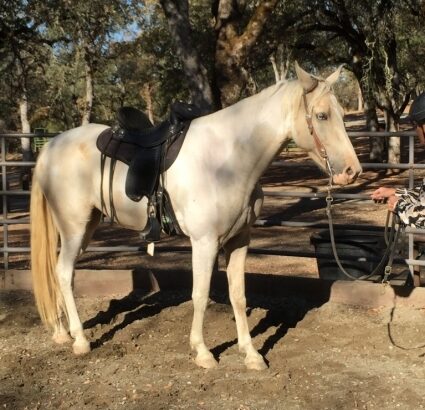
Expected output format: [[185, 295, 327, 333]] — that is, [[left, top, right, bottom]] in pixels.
[[316, 112, 328, 121]]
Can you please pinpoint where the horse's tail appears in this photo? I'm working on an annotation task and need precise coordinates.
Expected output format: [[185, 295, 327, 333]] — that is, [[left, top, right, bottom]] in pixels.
[[30, 170, 63, 329]]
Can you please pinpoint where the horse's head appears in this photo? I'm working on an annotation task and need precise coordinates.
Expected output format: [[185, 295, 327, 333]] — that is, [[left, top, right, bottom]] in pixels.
[[292, 62, 362, 186]]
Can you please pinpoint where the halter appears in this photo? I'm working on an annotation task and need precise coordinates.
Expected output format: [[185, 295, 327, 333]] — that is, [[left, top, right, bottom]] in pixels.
[[301, 83, 334, 185], [302, 83, 403, 283]]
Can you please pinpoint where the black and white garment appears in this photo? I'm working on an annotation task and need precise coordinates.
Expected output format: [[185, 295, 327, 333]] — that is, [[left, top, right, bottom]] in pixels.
[[395, 178, 425, 228]]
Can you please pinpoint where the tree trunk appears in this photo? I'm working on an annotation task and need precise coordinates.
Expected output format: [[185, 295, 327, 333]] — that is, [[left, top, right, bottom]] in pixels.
[[19, 90, 33, 190], [141, 83, 155, 124], [384, 108, 400, 166], [353, 65, 387, 163], [160, 0, 215, 111], [357, 82, 363, 112], [214, 0, 278, 107], [270, 54, 281, 83], [371, 32, 402, 166], [270, 44, 289, 84], [363, 97, 385, 163], [81, 60, 93, 125]]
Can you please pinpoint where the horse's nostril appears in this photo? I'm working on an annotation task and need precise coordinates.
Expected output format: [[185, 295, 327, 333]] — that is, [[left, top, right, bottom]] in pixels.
[[346, 166, 354, 176]]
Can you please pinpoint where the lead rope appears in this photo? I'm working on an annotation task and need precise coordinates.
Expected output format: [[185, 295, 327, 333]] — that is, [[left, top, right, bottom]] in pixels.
[[325, 173, 403, 282]]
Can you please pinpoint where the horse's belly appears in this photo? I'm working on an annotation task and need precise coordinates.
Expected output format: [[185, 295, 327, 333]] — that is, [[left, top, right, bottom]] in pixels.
[[168, 177, 262, 243]]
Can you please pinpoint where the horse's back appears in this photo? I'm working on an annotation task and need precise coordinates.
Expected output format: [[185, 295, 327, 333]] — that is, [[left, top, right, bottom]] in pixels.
[[43, 124, 108, 155]]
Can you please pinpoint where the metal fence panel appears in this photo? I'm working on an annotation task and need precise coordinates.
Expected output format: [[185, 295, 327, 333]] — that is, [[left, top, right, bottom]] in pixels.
[[1, 130, 425, 273]]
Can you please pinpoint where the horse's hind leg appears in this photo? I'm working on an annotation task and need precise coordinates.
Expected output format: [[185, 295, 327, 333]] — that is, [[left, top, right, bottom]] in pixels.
[[54, 217, 94, 355], [57, 233, 91, 354], [224, 228, 267, 370], [190, 237, 219, 369], [51, 209, 100, 348]]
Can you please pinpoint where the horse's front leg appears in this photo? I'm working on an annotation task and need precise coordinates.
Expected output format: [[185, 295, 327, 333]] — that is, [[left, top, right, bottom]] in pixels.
[[190, 237, 219, 369], [224, 228, 267, 370]]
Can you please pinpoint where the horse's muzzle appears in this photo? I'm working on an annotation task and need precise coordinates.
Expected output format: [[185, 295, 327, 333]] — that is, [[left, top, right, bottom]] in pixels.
[[332, 165, 361, 186]]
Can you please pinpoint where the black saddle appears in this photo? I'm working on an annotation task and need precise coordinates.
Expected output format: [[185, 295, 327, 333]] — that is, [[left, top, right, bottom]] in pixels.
[[97, 102, 206, 201]]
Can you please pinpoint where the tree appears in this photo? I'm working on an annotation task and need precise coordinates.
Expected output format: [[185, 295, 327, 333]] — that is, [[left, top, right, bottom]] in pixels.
[[159, 0, 216, 111], [47, 0, 137, 124], [0, 0, 58, 186], [295, 0, 424, 164], [212, 0, 279, 107]]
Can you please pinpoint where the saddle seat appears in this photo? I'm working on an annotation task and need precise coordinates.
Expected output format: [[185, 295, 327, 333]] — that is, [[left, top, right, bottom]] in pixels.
[[117, 106, 153, 133], [116, 102, 205, 148]]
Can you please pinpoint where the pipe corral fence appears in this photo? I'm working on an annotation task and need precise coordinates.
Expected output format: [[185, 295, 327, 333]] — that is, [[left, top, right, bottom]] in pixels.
[[2, 130, 425, 281]]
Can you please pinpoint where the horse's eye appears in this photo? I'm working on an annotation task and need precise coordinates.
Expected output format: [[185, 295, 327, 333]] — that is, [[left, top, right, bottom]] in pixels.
[[316, 112, 328, 121]]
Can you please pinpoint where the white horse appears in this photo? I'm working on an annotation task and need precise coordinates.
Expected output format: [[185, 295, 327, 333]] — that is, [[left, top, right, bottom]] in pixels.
[[30, 63, 361, 370]]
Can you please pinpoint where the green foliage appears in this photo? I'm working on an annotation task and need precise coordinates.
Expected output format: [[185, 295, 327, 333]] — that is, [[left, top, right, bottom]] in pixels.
[[1, 0, 425, 132]]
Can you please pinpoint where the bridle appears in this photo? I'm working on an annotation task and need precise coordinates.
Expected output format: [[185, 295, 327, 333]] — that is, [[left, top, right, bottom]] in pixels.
[[302, 81, 403, 283], [301, 83, 334, 185]]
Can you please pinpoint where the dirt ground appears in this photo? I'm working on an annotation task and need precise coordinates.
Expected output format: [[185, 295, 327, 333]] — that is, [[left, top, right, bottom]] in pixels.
[[2, 290, 425, 410], [3, 116, 425, 409]]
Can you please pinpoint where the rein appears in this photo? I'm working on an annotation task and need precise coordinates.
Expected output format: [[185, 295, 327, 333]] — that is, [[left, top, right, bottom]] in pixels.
[[302, 88, 404, 283]]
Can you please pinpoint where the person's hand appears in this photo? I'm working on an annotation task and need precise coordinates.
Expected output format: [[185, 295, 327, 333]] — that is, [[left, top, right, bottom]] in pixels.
[[370, 187, 397, 202]]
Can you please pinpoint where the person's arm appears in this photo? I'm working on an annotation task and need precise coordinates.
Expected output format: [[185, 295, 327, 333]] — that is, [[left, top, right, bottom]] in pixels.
[[394, 180, 425, 228], [394, 185, 422, 206]]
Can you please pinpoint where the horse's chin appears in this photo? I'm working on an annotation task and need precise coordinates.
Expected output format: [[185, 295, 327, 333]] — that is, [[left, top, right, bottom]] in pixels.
[[332, 173, 352, 186]]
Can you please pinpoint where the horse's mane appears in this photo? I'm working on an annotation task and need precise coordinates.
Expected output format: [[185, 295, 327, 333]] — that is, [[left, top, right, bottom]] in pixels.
[[219, 77, 333, 124]]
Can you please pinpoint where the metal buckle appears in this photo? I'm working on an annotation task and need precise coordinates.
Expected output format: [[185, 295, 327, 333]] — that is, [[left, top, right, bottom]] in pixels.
[[382, 265, 392, 286]]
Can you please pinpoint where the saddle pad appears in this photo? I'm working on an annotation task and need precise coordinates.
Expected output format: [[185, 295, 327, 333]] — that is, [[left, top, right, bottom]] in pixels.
[[96, 128, 134, 165]]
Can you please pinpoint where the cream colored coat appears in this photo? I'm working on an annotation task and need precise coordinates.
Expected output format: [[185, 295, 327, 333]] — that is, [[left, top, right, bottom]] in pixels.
[[30, 63, 361, 370]]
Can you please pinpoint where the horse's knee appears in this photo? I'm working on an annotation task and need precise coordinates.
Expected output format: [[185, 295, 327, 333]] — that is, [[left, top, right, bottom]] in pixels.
[[230, 293, 246, 312], [191, 290, 209, 308]]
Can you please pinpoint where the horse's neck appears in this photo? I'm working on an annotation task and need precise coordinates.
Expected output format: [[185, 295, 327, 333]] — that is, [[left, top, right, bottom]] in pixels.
[[218, 84, 291, 183]]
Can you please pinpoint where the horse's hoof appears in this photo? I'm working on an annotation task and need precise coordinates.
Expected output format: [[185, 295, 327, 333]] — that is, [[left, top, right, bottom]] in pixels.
[[72, 340, 91, 355], [195, 353, 218, 369], [52, 331, 72, 344], [245, 355, 268, 371]]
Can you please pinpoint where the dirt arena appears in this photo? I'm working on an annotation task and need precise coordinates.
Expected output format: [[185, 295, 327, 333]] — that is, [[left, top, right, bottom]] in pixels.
[[2, 287, 425, 410], [2, 122, 425, 409]]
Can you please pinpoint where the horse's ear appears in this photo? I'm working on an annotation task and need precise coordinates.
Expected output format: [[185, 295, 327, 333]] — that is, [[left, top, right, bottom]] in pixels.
[[325, 65, 344, 86], [295, 61, 318, 93]]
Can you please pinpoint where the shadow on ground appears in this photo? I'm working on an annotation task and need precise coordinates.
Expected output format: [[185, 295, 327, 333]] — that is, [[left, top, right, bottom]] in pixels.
[[83, 268, 332, 359]]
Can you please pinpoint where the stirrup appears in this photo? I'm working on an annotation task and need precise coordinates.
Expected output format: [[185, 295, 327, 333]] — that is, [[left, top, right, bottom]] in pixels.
[[140, 215, 161, 242]]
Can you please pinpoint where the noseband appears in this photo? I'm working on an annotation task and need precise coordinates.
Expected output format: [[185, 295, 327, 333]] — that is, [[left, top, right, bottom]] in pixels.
[[302, 85, 334, 184]]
